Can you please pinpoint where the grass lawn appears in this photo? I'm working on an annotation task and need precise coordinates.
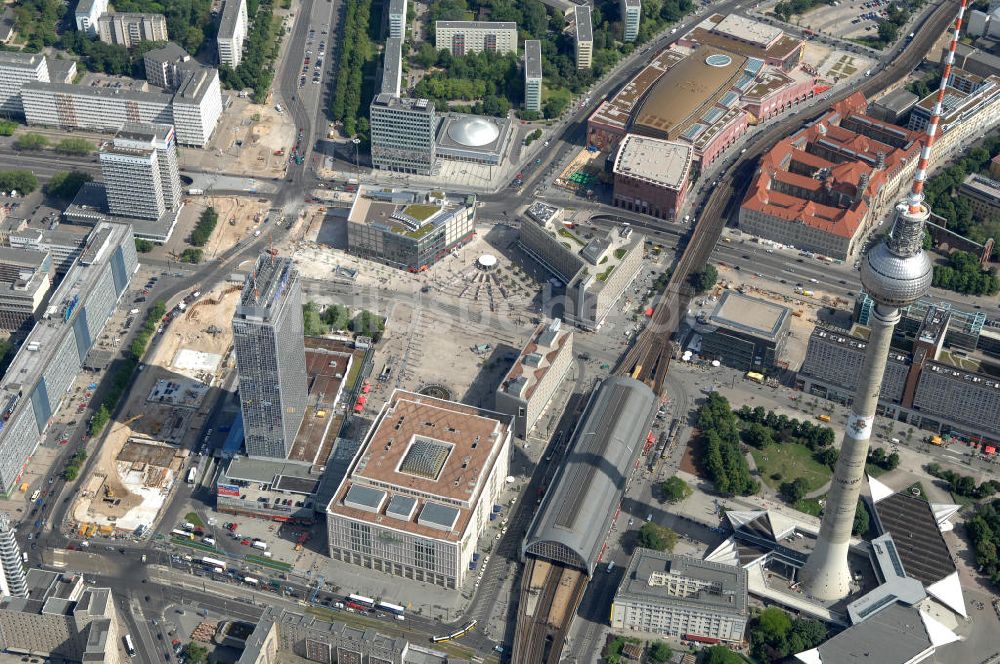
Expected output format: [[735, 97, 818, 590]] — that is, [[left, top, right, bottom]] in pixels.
[[245, 554, 292, 571], [402, 204, 440, 221], [184, 511, 205, 527], [752, 442, 832, 492], [865, 463, 887, 478], [172, 538, 218, 553], [794, 497, 824, 517], [344, 354, 364, 391]]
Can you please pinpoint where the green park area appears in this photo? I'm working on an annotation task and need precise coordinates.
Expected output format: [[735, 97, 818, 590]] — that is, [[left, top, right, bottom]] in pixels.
[[751, 443, 831, 493]]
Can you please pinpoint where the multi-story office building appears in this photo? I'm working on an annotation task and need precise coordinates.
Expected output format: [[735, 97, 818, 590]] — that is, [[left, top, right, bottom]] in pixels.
[[21, 66, 222, 146], [0, 52, 49, 118], [797, 309, 1000, 442], [237, 607, 460, 664], [327, 390, 512, 590], [217, 0, 248, 68], [518, 215, 644, 330], [74, 0, 108, 35], [740, 93, 921, 260], [495, 318, 573, 439], [232, 253, 308, 460], [0, 247, 51, 331], [434, 21, 518, 55], [621, 0, 642, 42], [907, 73, 1000, 163], [575, 6, 593, 69], [0, 569, 122, 664], [346, 187, 477, 270], [369, 94, 437, 174], [388, 0, 407, 39], [8, 225, 90, 275], [959, 173, 1000, 219], [110, 123, 182, 211], [99, 146, 165, 221], [143, 42, 192, 90], [0, 223, 137, 494], [611, 550, 749, 642], [612, 134, 693, 221], [96, 12, 168, 47], [700, 291, 791, 372], [0, 512, 27, 597], [524, 40, 542, 113]]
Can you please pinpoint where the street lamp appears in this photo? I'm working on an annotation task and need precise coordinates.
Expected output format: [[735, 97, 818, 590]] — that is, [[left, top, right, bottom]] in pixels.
[[351, 137, 361, 176]]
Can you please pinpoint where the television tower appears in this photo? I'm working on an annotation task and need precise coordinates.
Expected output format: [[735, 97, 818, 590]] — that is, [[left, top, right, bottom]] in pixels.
[[798, 0, 968, 601]]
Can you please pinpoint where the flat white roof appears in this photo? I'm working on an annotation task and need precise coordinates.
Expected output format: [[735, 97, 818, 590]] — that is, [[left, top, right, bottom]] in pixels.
[[711, 14, 783, 48], [613, 134, 692, 190]]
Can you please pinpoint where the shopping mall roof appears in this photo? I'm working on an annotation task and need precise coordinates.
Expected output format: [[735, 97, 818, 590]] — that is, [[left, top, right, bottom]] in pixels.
[[523, 377, 657, 576], [328, 391, 512, 542], [588, 49, 685, 133], [685, 14, 803, 63], [632, 48, 747, 139], [612, 134, 692, 190]]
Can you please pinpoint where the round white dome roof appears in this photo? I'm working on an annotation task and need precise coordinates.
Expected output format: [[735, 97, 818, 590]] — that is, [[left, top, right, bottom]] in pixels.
[[477, 254, 498, 268], [448, 117, 500, 147]]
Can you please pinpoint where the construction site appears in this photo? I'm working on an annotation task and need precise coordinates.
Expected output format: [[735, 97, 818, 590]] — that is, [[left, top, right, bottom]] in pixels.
[[71, 283, 243, 535]]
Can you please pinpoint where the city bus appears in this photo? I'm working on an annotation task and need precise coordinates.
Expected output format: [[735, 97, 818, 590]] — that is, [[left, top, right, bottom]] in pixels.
[[171, 529, 195, 541], [200, 556, 227, 570], [244, 577, 259, 586], [345, 594, 375, 612], [376, 600, 405, 620], [186, 467, 197, 484], [123, 634, 136, 657]]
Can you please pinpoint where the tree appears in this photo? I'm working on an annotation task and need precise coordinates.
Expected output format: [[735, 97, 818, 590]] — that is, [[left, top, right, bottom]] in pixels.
[[179, 248, 203, 263], [703, 646, 746, 664], [885, 452, 900, 471], [543, 95, 568, 119], [741, 422, 773, 448], [55, 138, 94, 155], [853, 498, 870, 536], [89, 404, 111, 437], [190, 207, 219, 246], [816, 446, 839, 469], [415, 42, 439, 68], [303, 302, 330, 336], [182, 643, 208, 664], [637, 522, 678, 552], [648, 641, 673, 663], [779, 477, 808, 504], [320, 304, 351, 330], [751, 607, 792, 661], [661, 476, 692, 503], [135, 239, 155, 253], [0, 169, 40, 195], [13, 132, 49, 151], [45, 170, 92, 199], [692, 264, 718, 292], [0, 120, 17, 136], [787, 619, 827, 653], [878, 20, 899, 44]]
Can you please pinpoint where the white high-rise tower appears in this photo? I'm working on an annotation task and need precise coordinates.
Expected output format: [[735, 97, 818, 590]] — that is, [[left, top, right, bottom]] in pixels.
[[799, 0, 969, 601], [0, 512, 27, 597]]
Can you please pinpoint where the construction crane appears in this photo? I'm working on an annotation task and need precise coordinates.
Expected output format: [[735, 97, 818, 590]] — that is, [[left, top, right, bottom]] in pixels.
[[122, 413, 143, 427]]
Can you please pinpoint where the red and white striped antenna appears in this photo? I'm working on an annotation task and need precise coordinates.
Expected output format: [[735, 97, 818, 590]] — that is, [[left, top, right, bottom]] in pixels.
[[907, 0, 969, 214]]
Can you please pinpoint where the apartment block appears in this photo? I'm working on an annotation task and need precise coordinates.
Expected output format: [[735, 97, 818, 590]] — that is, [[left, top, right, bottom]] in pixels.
[[100, 147, 165, 221], [0, 569, 122, 664], [8, 226, 90, 276], [97, 12, 168, 47], [496, 318, 573, 439], [524, 39, 542, 113], [388, 0, 407, 39], [111, 122, 182, 211], [217, 0, 249, 68], [621, 0, 642, 42], [959, 173, 1000, 219], [74, 0, 108, 35], [0, 247, 51, 331], [0, 52, 49, 118], [381, 37, 403, 97], [369, 94, 437, 174], [0, 512, 27, 597], [611, 550, 749, 642], [0, 223, 137, 494], [21, 66, 222, 146], [143, 42, 192, 90], [575, 6, 593, 69], [434, 21, 518, 56], [233, 253, 308, 460]]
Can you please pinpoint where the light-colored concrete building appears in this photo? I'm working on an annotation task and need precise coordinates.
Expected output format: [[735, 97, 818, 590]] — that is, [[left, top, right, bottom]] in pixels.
[[0, 52, 49, 118], [575, 6, 593, 69], [700, 290, 791, 372], [96, 12, 168, 47], [524, 39, 542, 113], [111, 122, 182, 211], [496, 318, 573, 439], [327, 390, 512, 590], [381, 36, 403, 97], [0, 569, 122, 663], [435, 21, 518, 56], [621, 0, 641, 42], [143, 42, 192, 90], [612, 134, 693, 221], [388, 0, 408, 39], [369, 94, 437, 174], [0, 223, 137, 494], [518, 213, 644, 330], [0, 247, 51, 331], [22, 66, 222, 146], [0, 512, 27, 597], [100, 147, 165, 221], [959, 172, 1000, 219], [217, 0, 248, 68], [611, 550, 749, 642], [74, 0, 108, 35]]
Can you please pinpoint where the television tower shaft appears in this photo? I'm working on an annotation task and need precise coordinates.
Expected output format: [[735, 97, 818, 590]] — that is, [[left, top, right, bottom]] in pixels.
[[799, 0, 967, 601]]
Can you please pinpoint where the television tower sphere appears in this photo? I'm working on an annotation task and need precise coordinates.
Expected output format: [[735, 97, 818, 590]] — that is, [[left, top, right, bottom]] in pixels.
[[859, 202, 933, 308]]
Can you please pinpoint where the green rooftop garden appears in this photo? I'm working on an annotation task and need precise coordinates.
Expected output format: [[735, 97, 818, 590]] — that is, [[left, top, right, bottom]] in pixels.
[[403, 204, 441, 221]]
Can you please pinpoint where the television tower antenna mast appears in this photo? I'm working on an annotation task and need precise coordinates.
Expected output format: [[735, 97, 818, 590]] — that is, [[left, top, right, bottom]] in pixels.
[[798, 0, 968, 601]]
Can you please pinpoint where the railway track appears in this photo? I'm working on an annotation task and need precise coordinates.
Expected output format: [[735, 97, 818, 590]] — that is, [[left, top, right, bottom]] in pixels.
[[512, 558, 588, 664], [616, 0, 960, 395]]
